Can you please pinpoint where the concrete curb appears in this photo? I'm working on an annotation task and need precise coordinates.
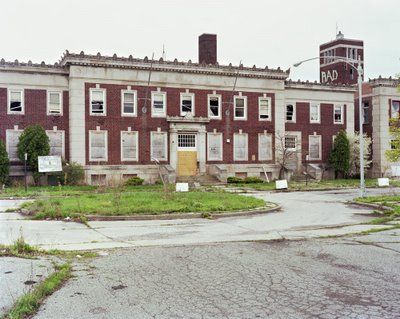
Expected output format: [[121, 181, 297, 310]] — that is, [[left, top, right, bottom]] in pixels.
[[85, 204, 281, 221], [347, 201, 393, 212]]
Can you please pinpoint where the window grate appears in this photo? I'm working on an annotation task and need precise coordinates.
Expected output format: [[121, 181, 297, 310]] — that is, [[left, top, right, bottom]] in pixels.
[[178, 134, 196, 148]]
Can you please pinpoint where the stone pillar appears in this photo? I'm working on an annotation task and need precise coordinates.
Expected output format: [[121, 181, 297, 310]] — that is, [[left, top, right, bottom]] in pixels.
[[198, 126, 207, 173], [169, 125, 178, 171]]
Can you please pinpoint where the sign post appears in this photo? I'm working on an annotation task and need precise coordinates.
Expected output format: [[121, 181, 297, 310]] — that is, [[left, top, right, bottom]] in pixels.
[[24, 153, 28, 192]]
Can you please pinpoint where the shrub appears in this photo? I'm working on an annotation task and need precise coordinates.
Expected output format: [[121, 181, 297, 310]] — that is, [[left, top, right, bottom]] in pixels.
[[124, 176, 144, 186], [227, 176, 243, 184], [329, 130, 350, 178], [64, 162, 85, 185], [243, 177, 264, 184], [0, 140, 10, 186]]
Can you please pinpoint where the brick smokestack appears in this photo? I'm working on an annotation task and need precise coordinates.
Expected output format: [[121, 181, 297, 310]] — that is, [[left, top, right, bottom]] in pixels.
[[198, 34, 217, 65]]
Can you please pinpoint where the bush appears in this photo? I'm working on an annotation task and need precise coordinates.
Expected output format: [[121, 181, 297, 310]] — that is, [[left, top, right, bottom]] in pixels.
[[227, 176, 243, 184], [124, 177, 144, 186], [64, 162, 85, 185], [0, 140, 10, 186], [329, 130, 350, 178], [243, 177, 264, 183]]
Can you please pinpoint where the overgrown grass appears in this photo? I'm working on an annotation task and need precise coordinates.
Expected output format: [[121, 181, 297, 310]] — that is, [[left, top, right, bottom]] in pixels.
[[228, 178, 400, 191], [23, 190, 266, 219], [355, 195, 400, 224], [3, 263, 72, 319]]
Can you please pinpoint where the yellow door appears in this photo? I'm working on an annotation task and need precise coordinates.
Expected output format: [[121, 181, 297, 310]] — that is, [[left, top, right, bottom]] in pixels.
[[177, 151, 197, 176]]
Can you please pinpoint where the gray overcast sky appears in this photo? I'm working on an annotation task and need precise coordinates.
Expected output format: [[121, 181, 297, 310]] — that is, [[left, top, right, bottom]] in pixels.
[[1, 0, 399, 81]]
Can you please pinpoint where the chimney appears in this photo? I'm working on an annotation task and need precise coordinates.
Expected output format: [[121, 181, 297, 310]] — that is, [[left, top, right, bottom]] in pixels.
[[198, 34, 217, 65]]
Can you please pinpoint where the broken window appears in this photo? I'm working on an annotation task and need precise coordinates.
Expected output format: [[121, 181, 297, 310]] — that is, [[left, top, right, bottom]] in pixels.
[[180, 93, 194, 115], [152, 92, 166, 117], [234, 96, 247, 119], [309, 135, 321, 160], [6, 130, 22, 160], [234, 133, 248, 161], [258, 134, 272, 161], [122, 91, 136, 116], [286, 104, 295, 122], [151, 132, 168, 161], [259, 97, 271, 120], [208, 95, 221, 118], [48, 92, 62, 114], [334, 105, 343, 124], [46, 131, 64, 157], [121, 131, 138, 161], [90, 89, 106, 115], [90, 131, 107, 161], [207, 133, 223, 161], [310, 104, 320, 123], [9, 90, 23, 113]]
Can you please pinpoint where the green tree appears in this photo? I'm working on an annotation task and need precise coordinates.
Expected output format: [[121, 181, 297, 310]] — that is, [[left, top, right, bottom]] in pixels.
[[329, 130, 350, 178], [386, 75, 400, 163], [0, 140, 10, 186], [17, 125, 50, 184]]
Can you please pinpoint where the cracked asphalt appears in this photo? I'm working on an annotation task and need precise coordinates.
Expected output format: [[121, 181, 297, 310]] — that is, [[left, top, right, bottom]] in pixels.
[[34, 229, 400, 319]]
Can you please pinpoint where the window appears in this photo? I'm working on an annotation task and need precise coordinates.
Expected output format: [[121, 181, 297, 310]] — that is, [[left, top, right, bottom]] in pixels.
[[151, 91, 166, 117], [151, 132, 168, 161], [258, 134, 272, 161], [121, 90, 137, 116], [285, 136, 296, 150], [334, 105, 344, 124], [47, 92, 62, 115], [363, 102, 370, 124], [89, 130, 108, 161], [90, 89, 106, 115], [310, 103, 320, 123], [391, 101, 400, 119], [180, 93, 194, 116], [178, 134, 196, 149], [46, 130, 65, 157], [309, 135, 321, 160], [259, 97, 271, 121], [233, 133, 248, 161], [286, 104, 295, 122], [207, 133, 223, 161], [208, 95, 221, 119], [8, 89, 24, 114], [6, 129, 22, 161], [234, 96, 247, 120], [121, 131, 138, 161]]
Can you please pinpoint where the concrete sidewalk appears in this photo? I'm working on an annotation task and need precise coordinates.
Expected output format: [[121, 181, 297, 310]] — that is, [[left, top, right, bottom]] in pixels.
[[0, 188, 396, 251]]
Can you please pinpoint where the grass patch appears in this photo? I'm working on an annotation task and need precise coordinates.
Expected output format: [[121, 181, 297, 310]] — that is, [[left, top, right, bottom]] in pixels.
[[23, 190, 265, 218], [355, 195, 400, 224], [3, 263, 72, 319], [358, 224, 400, 235]]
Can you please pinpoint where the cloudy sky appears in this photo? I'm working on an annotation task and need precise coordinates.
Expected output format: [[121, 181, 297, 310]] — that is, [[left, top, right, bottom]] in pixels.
[[1, 0, 399, 81]]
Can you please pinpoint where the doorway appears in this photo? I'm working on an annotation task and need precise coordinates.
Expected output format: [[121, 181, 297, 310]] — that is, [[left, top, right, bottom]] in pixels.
[[177, 133, 197, 176]]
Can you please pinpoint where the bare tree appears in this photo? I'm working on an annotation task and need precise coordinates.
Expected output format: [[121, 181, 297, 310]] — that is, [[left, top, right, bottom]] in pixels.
[[274, 132, 301, 180]]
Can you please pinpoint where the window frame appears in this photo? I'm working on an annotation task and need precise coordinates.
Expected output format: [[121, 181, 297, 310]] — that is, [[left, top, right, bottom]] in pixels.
[[180, 92, 195, 116], [90, 88, 107, 116], [308, 135, 322, 161], [150, 131, 168, 161], [151, 91, 167, 118], [207, 132, 223, 161], [6, 129, 23, 161], [310, 103, 321, 124], [207, 94, 222, 120], [47, 91, 63, 115], [89, 130, 108, 161], [233, 133, 248, 161], [362, 101, 370, 124], [333, 104, 344, 124], [234, 95, 247, 120], [120, 131, 139, 162], [286, 103, 296, 123], [391, 100, 400, 119], [258, 97, 272, 121], [258, 133, 273, 161], [285, 136, 297, 151], [46, 130, 65, 158], [7, 89, 24, 115], [121, 89, 137, 117]]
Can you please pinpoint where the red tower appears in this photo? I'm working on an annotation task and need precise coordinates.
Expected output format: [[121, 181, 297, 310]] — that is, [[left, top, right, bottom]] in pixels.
[[319, 31, 364, 85]]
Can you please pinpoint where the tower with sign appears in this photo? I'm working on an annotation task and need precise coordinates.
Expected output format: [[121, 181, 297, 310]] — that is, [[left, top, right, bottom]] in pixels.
[[319, 31, 364, 85]]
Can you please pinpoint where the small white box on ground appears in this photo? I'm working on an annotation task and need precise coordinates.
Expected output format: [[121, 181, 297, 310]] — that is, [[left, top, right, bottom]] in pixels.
[[275, 180, 288, 190], [377, 178, 390, 187], [176, 183, 189, 192]]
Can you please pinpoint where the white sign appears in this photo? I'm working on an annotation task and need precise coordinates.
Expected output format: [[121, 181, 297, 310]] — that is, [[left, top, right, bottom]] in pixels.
[[377, 178, 390, 187], [321, 70, 338, 83], [275, 179, 288, 190], [38, 156, 62, 173], [176, 183, 189, 192]]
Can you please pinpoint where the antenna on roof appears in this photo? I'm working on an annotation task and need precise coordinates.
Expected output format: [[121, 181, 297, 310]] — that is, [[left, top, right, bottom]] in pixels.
[[162, 44, 166, 60], [336, 22, 338, 38]]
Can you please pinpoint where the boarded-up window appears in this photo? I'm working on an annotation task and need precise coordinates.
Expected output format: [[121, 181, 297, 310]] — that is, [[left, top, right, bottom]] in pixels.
[[151, 92, 166, 117], [207, 133, 223, 161], [90, 89, 106, 115], [309, 135, 321, 160], [151, 132, 168, 161], [8, 90, 23, 113], [91, 174, 107, 186], [310, 104, 320, 123], [6, 130, 22, 161], [259, 97, 271, 120], [89, 131, 107, 161], [121, 131, 138, 161], [234, 133, 248, 161], [48, 92, 62, 114], [46, 131, 64, 157], [258, 134, 272, 161], [391, 101, 400, 119]]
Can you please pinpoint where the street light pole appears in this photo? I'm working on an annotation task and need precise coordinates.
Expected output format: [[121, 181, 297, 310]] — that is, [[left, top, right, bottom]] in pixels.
[[24, 152, 28, 192]]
